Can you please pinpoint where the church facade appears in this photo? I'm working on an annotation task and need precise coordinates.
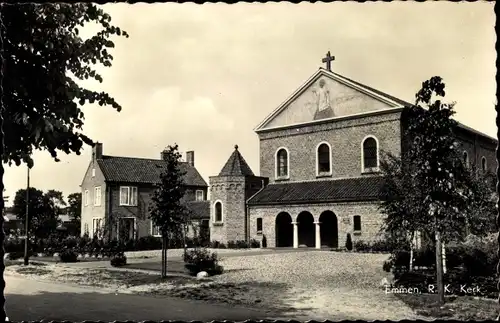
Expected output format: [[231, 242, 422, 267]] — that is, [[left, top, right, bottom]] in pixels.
[[209, 60, 497, 249]]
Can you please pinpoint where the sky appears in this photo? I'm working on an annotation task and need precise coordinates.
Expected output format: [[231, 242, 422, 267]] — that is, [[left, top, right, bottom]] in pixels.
[[3, 2, 496, 205]]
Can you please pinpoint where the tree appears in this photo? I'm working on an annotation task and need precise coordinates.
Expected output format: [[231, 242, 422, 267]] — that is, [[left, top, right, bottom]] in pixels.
[[67, 192, 82, 234], [0, 5, 128, 316], [149, 144, 191, 278], [12, 188, 60, 241], [67, 192, 82, 220], [380, 76, 485, 304], [46, 189, 67, 214]]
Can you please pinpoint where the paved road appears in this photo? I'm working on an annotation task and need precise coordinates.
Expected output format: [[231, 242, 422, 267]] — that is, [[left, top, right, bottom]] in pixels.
[[5, 275, 286, 321]]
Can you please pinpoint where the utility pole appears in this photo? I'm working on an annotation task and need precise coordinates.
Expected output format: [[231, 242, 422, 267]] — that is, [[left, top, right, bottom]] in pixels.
[[23, 166, 30, 266]]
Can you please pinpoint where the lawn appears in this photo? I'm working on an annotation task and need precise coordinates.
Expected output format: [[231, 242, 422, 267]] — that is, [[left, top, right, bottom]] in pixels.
[[396, 293, 498, 320]]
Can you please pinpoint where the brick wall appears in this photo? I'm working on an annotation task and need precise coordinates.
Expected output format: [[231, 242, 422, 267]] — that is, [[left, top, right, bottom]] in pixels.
[[248, 202, 384, 248], [258, 110, 403, 183], [106, 183, 208, 239], [209, 176, 249, 243], [80, 161, 106, 236]]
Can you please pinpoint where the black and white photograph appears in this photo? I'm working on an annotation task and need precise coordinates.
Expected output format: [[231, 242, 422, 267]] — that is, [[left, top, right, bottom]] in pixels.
[[0, 1, 497, 322]]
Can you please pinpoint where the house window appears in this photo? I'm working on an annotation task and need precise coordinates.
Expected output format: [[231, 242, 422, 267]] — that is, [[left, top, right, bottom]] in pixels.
[[214, 201, 223, 222], [151, 222, 161, 237], [94, 186, 101, 206], [481, 156, 487, 172], [84, 190, 89, 206], [362, 136, 378, 171], [353, 215, 362, 232], [317, 142, 331, 174], [91, 168, 96, 177], [120, 186, 138, 206], [84, 223, 89, 235], [195, 190, 204, 201], [256, 217, 263, 233], [463, 151, 469, 167], [276, 148, 289, 178], [92, 218, 103, 238]]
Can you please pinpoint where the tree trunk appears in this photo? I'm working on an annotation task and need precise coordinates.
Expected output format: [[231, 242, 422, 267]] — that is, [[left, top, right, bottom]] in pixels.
[[435, 230, 445, 304], [409, 231, 415, 272], [161, 234, 168, 278]]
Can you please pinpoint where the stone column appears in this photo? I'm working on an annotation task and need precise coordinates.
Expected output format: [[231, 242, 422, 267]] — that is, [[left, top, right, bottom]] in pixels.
[[292, 221, 299, 249], [314, 221, 321, 249]]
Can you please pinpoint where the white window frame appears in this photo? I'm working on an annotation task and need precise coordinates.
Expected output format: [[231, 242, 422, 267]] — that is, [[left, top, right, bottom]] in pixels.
[[84, 190, 89, 206], [117, 217, 137, 240], [361, 135, 380, 173], [91, 168, 96, 177], [274, 147, 290, 180], [92, 217, 103, 238], [150, 220, 161, 237], [119, 186, 138, 206], [213, 200, 224, 223], [316, 141, 333, 177], [94, 186, 102, 206], [481, 156, 487, 172], [195, 190, 204, 201]]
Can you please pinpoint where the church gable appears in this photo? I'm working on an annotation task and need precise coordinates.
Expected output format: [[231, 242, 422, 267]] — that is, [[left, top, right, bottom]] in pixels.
[[256, 69, 404, 131]]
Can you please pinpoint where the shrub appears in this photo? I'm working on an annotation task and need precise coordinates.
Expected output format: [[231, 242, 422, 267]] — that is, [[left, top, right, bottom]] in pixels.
[[110, 252, 127, 267], [250, 238, 261, 248], [183, 247, 222, 276], [59, 249, 78, 263], [227, 240, 237, 249], [354, 240, 370, 252], [371, 240, 391, 252], [235, 240, 249, 249], [345, 233, 353, 251]]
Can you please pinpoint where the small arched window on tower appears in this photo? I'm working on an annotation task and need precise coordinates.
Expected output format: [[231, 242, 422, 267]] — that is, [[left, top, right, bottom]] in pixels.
[[462, 151, 469, 168], [276, 148, 289, 179], [317, 142, 332, 176], [481, 156, 487, 173], [362, 137, 379, 172], [214, 201, 223, 223]]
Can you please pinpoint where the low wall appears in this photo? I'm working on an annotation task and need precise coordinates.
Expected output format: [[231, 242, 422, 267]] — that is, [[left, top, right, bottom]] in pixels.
[[124, 248, 265, 259]]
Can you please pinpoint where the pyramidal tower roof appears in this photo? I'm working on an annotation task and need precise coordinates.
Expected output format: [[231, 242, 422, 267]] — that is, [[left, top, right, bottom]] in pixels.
[[218, 145, 255, 177]]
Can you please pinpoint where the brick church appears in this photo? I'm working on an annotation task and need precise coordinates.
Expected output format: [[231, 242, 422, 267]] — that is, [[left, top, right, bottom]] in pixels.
[[209, 53, 497, 249]]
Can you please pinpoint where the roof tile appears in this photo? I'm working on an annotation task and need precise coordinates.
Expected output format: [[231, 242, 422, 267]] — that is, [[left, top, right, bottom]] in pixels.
[[97, 156, 207, 187], [247, 176, 385, 205]]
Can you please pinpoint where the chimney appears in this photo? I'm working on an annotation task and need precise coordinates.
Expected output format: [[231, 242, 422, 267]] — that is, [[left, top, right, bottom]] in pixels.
[[92, 142, 103, 160], [160, 149, 168, 161], [186, 151, 195, 167]]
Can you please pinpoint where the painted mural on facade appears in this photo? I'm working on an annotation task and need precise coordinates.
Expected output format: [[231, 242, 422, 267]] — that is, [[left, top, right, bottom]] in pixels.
[[263, 76, 395, 129]]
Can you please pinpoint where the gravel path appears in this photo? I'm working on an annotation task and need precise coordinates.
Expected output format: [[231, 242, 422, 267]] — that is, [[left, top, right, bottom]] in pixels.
[[212, 251, 429, 320]]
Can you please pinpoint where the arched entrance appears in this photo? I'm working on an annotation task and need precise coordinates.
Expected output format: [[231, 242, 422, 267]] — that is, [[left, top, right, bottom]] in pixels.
[[297, 211, 315, 247], [319, 210, 338, 248], [275, 212, 293, 247]]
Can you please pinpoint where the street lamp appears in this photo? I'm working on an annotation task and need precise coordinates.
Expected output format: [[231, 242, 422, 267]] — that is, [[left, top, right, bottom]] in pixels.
[[23, 165, 30, 266]]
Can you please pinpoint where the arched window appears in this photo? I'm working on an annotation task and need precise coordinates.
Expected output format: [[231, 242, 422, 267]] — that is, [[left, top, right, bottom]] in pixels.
[[481, 156, 487, 172], [362, 136, 379, 171], [317, 142, 331, 174], [214, 201, 223, 222], [463, 151, 469, 167], [276, 148, 289, 178]]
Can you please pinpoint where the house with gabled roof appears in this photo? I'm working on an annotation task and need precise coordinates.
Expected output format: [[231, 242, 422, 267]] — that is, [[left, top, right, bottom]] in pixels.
[[209, 55, 496, 249], [80, 143, 209, 240]]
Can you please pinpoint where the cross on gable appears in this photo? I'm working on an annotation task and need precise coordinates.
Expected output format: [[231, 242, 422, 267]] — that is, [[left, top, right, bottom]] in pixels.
[[322, 51, 335, 71]]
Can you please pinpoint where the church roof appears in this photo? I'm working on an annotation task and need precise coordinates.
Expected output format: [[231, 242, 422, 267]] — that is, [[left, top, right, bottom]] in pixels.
[[97, 156, 208, 187], [218, 145, 255, 177], [247, 176, 385, 206]]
